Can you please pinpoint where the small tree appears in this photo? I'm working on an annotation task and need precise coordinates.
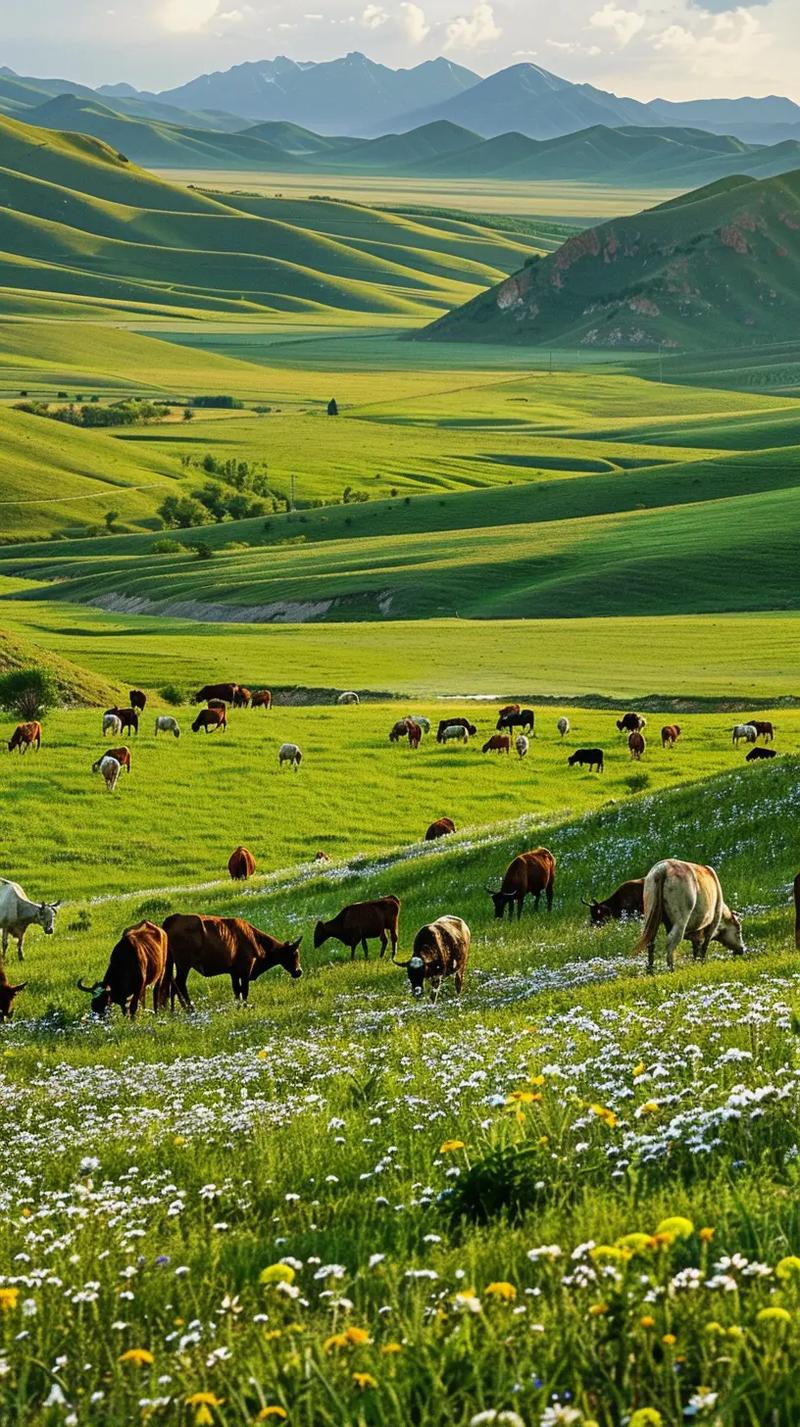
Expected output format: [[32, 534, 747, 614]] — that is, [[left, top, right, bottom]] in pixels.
[[0, 667, 59, 720], [183, 407, 194, 421], [104, 510, 119, 531], [159, 683, 184, 706]]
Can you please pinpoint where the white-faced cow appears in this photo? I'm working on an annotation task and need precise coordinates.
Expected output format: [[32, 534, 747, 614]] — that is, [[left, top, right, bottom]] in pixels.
[[0, 879, 60, 962], [393, 916, 470, 1000], [632, 859, 745, 973]]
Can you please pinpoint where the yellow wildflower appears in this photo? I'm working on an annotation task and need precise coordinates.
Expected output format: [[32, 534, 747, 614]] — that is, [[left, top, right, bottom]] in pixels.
[[174, 1135, 185, 1145], [439, 1139, 465, 1153], [343, 1326, 370, 1346], [505, 1090, 541, 1105], [538, 1135, 550, 1146], [485, 1281, 517, 1302], [186, 1396, 224, 1408], [351, 1372, 377, 1390], [380, 1342, 403, 1355], [776, 1256, 800, 1280], [256, 1409, 288, 1421], [727, 1325, 744, 1340], [699, 1226, 715, 1244], [264, 1329, 283, 1341], [639, 1315, 656, 1329], [630, 1412, 663, 1427], [257, 1050, 269, 1060], [705, 1321, 724, 1335], [633, 1062, 646, 1078], [655, 1216, 694, 1240], [661, 1333, 677, 1347], [590, 1244, 627, 1262], [260, 1264, 295, 1286], [118, 1348, 154, 1366], [0, 1287, 19, 1312], [756, 1306, 791, 1325], [617, 1233, 656, 1255], [590, 1103, 618, 1129], [194, 1410, 214, 1427], [639, 1101, 660, 1115], [529, 1074, 546, 1086], [588, 1302, 608, 1317]]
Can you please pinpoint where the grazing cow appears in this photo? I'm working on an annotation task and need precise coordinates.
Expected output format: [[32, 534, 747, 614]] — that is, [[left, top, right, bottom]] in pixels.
[[486, 848, 556, 920], [515, 735, 529, 759], [404, 715, 430, 733], [207, 699, 226, 712], [233, 687, 252, 708], [278, 742, 302, 769], [557, 716, 570, 738], [794, 872, 800, 951], [129, 690, 147, 712], [92, 746, 131, 775], [193, 683, 239, 705], [617, 713, 646, 735], [406, 720, 422, 750], [103, 712, 122, 737], [394, 916, 470, 1000], [192, 708, 227, 734], [105, 707, 139, 735], [497, 709, 535, 734], [440, 724, 470, 744], [389, 719, 409, 743], [0, 968, 27, 1021], [165, 914, 302, 1009], [747, 719, 775, 742], [0, 879, 60, 961], [7, 722, 41, 754], [436, 717, 476, 743], [661, 724, 681, 749], [568, 747, 604, 773], [313, 851, 330, 863], [425, 818, 456, 840], [632, 858, 744, 973], [746, 746, 777, 761], [498, 704, 521, 718], [482, 734, 511, 754], [337, 691, 360, 705], [585, 878, 644, 925], [155, 715, 180, 738], [228, 846, 256, 880], [732, 723, 757, 746], [95, 755, 122, 792], [77, 921, 168, 1018], [251, 690, 272, 710], [314, 896, 400, 961], [628, 731, 646, 761]]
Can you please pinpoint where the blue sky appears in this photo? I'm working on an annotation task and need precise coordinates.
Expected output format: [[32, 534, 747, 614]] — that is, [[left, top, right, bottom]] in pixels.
[[4, 0, 797, 99]]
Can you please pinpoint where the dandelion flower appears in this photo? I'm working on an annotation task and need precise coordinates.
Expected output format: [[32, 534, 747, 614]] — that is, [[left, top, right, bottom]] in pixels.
[[639, 1315, 656, 1329], [633, 1061, 646, 1077], [118, 1348, 154, 1366], [440, 1140, 465, 1153], [617, 1233, 655, 1255], [351, 1372, 377, 1390], [756, 1306, 791, 1325], [776, 1256, 800, 1280], [0, 1288, 19, 1312], [655, 1216, 694, 1240], [661, 1333, 677, 1347], [588, 1301, 608, 1316], [186, 1395, 224, 1407], [505, 1091, 541, 1105], [260, 1264, 295, 1286], [589, 1103, 617, 1129], [629, 1412, 663, 1427], [381, 1342, 403, 1355], [699, 1226, 715, 1244], [485, 1282, 516, 1302], [256, 1410, 287, 1422]]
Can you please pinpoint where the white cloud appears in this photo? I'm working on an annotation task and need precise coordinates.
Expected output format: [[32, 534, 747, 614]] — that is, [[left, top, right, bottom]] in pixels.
[[444, 1, 500, 50], [361, 3, 388, 27], [589, 3, 645, 48], [160, 0, 220, 32], [547, 38, 602, 55], [400, 2, 430, 43], [652, 7, 770, 76]]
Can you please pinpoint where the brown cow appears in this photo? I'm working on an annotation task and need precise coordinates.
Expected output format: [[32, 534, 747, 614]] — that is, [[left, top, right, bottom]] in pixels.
[[129, 690, 147, 712], [164, 914, 302, 1008], [487, 849, 556, 919], [585, 878, 644, 925], [314, 896, 400, 961], [628, 731, 646, 760], [482, 734, 511, 754], [661, 724, 681, 748], [0, 968, 27, 1021], [105, 708, 139, 735], [251, 690, 272, 710], [194, 683, 239, 704], [425, 818, 456, 840], [77, 921, 168, 1018], [228, 846, 256, 880], [233, 687, 252, 708], [748, 720, 775, 742], [795, 872, 800, 951], [92, 746, 132, 775], [617, 713, 646, 735], [394, 916, 470, 999], [8, 722, 41, 754], [313, 851, 331, 863], [406, 720, 422, 750], [192, 708, 227, 734]]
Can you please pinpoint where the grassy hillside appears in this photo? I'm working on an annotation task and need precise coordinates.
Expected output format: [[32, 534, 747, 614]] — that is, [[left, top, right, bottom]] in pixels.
[[424, 168, 800, 350], [0, 625, 122, 704]]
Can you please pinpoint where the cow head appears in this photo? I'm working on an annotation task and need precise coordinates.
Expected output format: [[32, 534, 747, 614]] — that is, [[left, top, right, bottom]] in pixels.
[[313, 920, 329, 949], [714, 907, 746, 957], [392, 949, 426, 996], [486, 885, 514, 919], [584, 898, 609, 925], [38, 901, 60, 935], [0, 980, 27, 1020], [77, 979, 113, 1015], [279, 937, 303, 979]]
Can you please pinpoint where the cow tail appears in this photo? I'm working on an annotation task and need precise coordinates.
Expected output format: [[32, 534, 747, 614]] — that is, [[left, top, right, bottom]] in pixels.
[[631, 868, 663, 955]]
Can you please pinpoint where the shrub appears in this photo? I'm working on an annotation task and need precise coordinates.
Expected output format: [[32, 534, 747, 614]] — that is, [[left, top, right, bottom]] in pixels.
[[626, 771, 651, 793], [0, 667, 60, 719], [151, 538, 187, 554], [159, 684, 184, 707]]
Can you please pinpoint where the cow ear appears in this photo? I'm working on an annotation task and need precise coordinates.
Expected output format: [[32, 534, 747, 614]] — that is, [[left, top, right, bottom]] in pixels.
[[292, 937, 303, 949]]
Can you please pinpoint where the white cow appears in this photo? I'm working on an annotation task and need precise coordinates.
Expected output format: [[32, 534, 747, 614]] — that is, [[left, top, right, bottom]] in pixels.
[[337, 692, 359, 705], [155, 715, 181, 738], [732, 723, 758, 746], [632, 858, 744, 973], [103, 712, 122, 737], [440, 724, 469, 743], [557, 716, 570, 738], [515, 735, 529, 759], [96, 755, 122, 792], [0, 879, 60, 962], [279, 742, 303, 770]]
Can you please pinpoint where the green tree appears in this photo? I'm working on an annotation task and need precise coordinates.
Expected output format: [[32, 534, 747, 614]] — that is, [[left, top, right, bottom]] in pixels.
[[157, 495, 213, 529], [0, 667, 59, 720]]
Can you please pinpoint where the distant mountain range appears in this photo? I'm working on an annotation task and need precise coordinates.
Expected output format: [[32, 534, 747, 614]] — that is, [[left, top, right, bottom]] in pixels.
[[422, 170, 800, 351], [12, 93, 800, 190], [2, 56, 800, 146]]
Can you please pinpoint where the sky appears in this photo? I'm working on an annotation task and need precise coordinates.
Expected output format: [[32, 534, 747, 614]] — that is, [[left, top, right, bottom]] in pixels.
[[4, 0, 798, 100]]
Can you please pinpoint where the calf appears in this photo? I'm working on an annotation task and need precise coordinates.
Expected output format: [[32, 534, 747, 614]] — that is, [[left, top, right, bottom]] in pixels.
[[314, 896, 400, 961], [194, 683, 239, 704], [7, 722, 41, 754], [746, 746, 776, 761], [192, 708, 227, 734], [425, 817, 456, 840], [129, 690, 147, 712], [487, 848, 556, 920], [617, 712, 646, 735], [251, 689, 272, 710], [439, 723, 469, 744], [165, 914, 302, 1009], [568, 747, 604, 773], [278, 742, 302, 769], [394, 916, 470, 1000], [482, 734, 510, 754], [228, 846, 256, 880], [77, 921, 168, 1017], [632, 858, 744, 973], [585, 878, 644, 925], [515, 735, 529, 759], [95, 755, 121, 792], [92, 746, 131, 775], [628, 731, 646, 760], [0, 969, 27, 1021], [661, 724, 681, 748], [436, 717, 476, 743], [557, 716, 570, 738], [154, 715, 180, 738]]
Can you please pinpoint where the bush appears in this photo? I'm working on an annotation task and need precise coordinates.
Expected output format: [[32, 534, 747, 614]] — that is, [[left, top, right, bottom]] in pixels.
[[625, 771, 651, 793], [151, 538, 187, 554], [159, 684, 184, 707], [0, 667, 60, 719]]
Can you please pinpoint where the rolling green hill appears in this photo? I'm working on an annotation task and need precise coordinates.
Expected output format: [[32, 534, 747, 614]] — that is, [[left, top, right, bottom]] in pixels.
[[424, 168, 800, 350]]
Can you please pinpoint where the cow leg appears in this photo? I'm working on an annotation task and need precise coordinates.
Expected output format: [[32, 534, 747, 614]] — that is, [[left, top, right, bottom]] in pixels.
[[15, 930, 24, 963], [173, 968, 193, 1013], [231, 973, 241, 1003], [350, 941, 357, 962], [431, 978, 442, 1003], [516, 894, 524, 920], [379, 931, 388, 959], [455, 967, 464, 994], [240, 975, 250, 1005], [546, 881, 554, 912], [665, 924, 684, 973], [390, 924, 398, 959], [362, 938, 369, 960]]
